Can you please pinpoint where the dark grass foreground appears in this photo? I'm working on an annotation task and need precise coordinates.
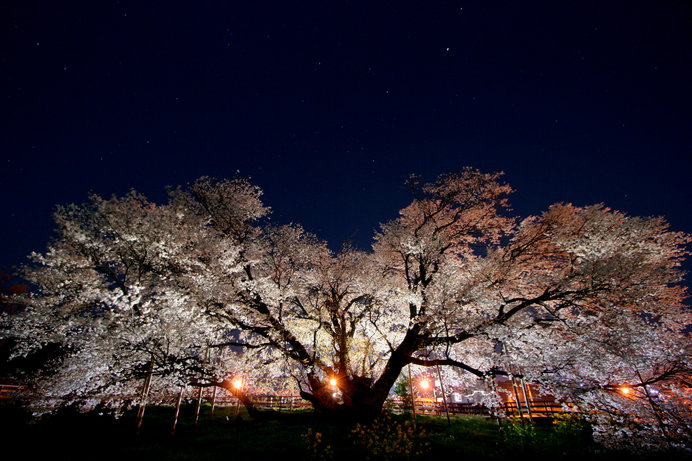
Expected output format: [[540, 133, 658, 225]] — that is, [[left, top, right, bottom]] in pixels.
[[0, 403, 682, 461]]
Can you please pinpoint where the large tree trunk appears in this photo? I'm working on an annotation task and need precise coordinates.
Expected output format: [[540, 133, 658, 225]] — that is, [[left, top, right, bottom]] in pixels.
[[301, 330, 421, 421]]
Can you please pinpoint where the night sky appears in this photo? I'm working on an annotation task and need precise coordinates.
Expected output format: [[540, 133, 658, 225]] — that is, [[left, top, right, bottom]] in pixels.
[[2, 1, 691, 276]]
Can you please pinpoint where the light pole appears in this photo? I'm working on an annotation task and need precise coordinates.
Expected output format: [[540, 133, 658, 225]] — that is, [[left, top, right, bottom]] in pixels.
[[419, 378, 430, 391], [329, 376, 339, 400], [172, 386, 185, 435], [233, 377, 244, 421], [419, 377, 434, 414]]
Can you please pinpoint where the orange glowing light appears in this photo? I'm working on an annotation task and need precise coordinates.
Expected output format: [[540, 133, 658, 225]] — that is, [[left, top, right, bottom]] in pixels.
[[419, 379, 430, 390], [620, 386, 631, 395], [233, 378, 243, 389], [329, 378, 337, 386]]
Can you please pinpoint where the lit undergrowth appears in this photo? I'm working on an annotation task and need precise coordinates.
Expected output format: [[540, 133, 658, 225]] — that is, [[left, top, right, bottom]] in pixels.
[[302, 428, 335, 461], [350, 412, 430, 460], [500, 416, 537, 452]]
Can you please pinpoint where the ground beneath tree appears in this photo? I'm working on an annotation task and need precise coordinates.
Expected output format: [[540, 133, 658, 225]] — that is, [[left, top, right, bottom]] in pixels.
[[0, 403, 684, 461]]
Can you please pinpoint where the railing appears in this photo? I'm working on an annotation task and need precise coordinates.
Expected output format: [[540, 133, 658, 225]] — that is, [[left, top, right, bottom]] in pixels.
[[210, 393, 313, 410], [0, 384, 25, 399], [385, 397, 491, 416], [498, 399, 568, 418], [250, 394, 312, 410], [385, 396, 568, 418]]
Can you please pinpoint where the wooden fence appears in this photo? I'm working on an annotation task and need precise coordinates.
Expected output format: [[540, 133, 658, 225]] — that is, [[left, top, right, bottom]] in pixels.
[[2, 384, 568, 419], [497, 399, 568, 418], [385, 397, 491, 416], [384, 396, 568, 418], [0, 384, 25, 400]]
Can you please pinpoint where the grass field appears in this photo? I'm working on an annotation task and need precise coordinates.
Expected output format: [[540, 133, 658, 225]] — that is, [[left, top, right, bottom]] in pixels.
[[0, 403, 676, 460]]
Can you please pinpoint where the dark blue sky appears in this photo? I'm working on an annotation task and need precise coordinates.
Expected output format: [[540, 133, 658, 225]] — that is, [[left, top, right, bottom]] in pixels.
[[2, 1, 691, 275]]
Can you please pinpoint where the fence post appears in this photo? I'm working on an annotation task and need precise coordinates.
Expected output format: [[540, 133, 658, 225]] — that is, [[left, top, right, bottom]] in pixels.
[[488, 375, 502, 427], [510, 376, 524, 421], [408, 364, 417, 426], [436, 363, 451, 426], [136, 358, 154, 435], [172, 386, 184, 435], [210, 385, 217, 417], [520, 378, 533, 422], [195, 347, 210, 425]]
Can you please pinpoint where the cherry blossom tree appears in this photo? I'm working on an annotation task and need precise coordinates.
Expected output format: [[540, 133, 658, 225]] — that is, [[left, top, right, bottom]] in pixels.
[[501, 298, 691, 452], [2, 169, 690, 451], [2, 190, 236, 414]]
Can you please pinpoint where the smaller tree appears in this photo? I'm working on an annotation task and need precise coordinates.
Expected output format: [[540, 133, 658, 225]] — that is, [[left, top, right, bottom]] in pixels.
[[0, 191, 233, 415], [391, 374, 414, 412]]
